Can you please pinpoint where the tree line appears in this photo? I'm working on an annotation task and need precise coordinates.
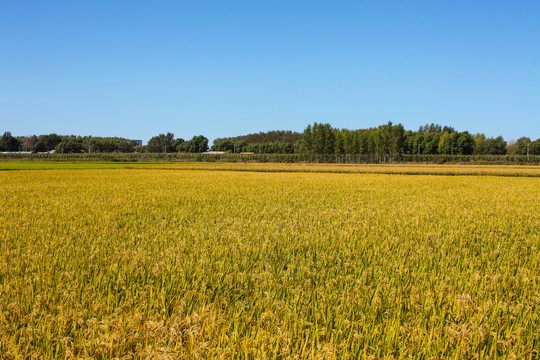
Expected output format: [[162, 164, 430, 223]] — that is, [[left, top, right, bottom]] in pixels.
[[146, 133, 209, 153], [0, 132, 209, 154], [211, 123, 539, 156], [300, 122, 500, 156], [2, 122, 539, 156], [0, 132, 141, 153]]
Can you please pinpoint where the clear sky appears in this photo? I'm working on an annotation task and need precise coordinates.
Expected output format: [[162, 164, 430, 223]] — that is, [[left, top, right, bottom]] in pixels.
[[1, 1, 539, 144]]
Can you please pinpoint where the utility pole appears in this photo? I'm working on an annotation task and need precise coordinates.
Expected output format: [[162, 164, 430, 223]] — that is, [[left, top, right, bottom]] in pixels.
[[527, 142, 530, 156], [418, 142, 421, 155]]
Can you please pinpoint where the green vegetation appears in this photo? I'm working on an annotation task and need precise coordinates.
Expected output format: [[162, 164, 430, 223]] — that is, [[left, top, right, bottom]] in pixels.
[[2, 152, 540, 165], [4, 123, 539, 161]]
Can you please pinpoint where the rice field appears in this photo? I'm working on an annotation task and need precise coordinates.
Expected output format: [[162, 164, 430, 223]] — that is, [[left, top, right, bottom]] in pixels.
[[0, 163, 539, 359], [1, 161, 540, 177]]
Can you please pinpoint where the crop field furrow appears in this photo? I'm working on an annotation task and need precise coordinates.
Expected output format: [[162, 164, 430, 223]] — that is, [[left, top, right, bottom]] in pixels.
[[0, 168, 539, 359]]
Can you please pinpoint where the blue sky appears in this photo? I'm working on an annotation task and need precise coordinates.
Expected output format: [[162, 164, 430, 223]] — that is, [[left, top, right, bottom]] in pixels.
[[1, 1, 539, 143]]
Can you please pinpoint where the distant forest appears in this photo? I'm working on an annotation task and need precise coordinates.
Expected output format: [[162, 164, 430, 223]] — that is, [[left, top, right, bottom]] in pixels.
[[1, 122, 539, 156]]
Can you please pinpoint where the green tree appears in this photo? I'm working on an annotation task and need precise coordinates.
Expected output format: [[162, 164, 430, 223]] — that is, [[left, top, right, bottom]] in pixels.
[[213, 130, 302, 147], [530, 139, 540, 155], [211, 139, 235, 152], [32, 140, 47, 153], [438, 131, 460, 154], [172, 138, 185, 152], [180, 136, 209, 153], [419, 123, 442, 133], [39, 134, 63, 151], [20, 135, 38, 152], [0, 132, 21, 151], [299, 124, 314, 154], [507, 137, 531, 155], [191, 135, 209, 153], [473, 133, 486, 154], [301, 123, 334, 154], [342, 130, 358, 154], [320, 123, 335, 154], [147, 133, 175, 153], [456, 131, 475, 155], [374, 122, 405, 156], [484, 136, 507, 155], [423, 132, 441, 154], [55, 139, 84, 153], [358, 130, 373, 154], [334, 129, 345, 154]]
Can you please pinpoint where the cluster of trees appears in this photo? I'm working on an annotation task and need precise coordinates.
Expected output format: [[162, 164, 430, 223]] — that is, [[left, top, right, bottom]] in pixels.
[[213, 130, 301, 146], [212, 130, 301, 154], [299, 123, 539, 156], [147, 133, 209, 153], [507, 136, 540, 156], [54, 137, 141, 153], [210, 124, 539, 157], [0, 131, 209, 154], [300, 122, 474, 156], [0, 132, 66, 152], [403, 124, 508, 155], [0, 133, 142, 153], [1, 132, 66, 152], [0, 132, 22, 151], [212, 139, 295, 154]]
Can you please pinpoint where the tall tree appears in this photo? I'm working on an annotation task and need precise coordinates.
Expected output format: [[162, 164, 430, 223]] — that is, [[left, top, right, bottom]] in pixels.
[[483, 136, 507, 155], [309, 123, 334, 154], [32, 140, 47, 153], [147, 133, 175, 153], [456, 131, 475, 155], [473, 133, 486, 155], [39, 134, 63, 151], [179, 135, 209, 153], [374, 122, 405, 156], [438, 131, 460, 154], [55, 139, 84, 153], [530, 139, 540, 155], [299, 124, 314, 154], [172, 138, 185, 152], [20, 135, 38, 151], [0, 132, 21, 151], [507, 137, 531, 155]]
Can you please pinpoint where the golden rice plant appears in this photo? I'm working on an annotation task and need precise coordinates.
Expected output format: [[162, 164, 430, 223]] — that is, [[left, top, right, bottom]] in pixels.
[[0, 167, 538, 359]]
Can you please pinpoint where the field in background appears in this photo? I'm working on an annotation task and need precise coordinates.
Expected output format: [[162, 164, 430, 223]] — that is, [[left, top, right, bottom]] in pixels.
[[1, 164, 539, 358], [2, 152, 540, 165], [1, 161, 540, 177]]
